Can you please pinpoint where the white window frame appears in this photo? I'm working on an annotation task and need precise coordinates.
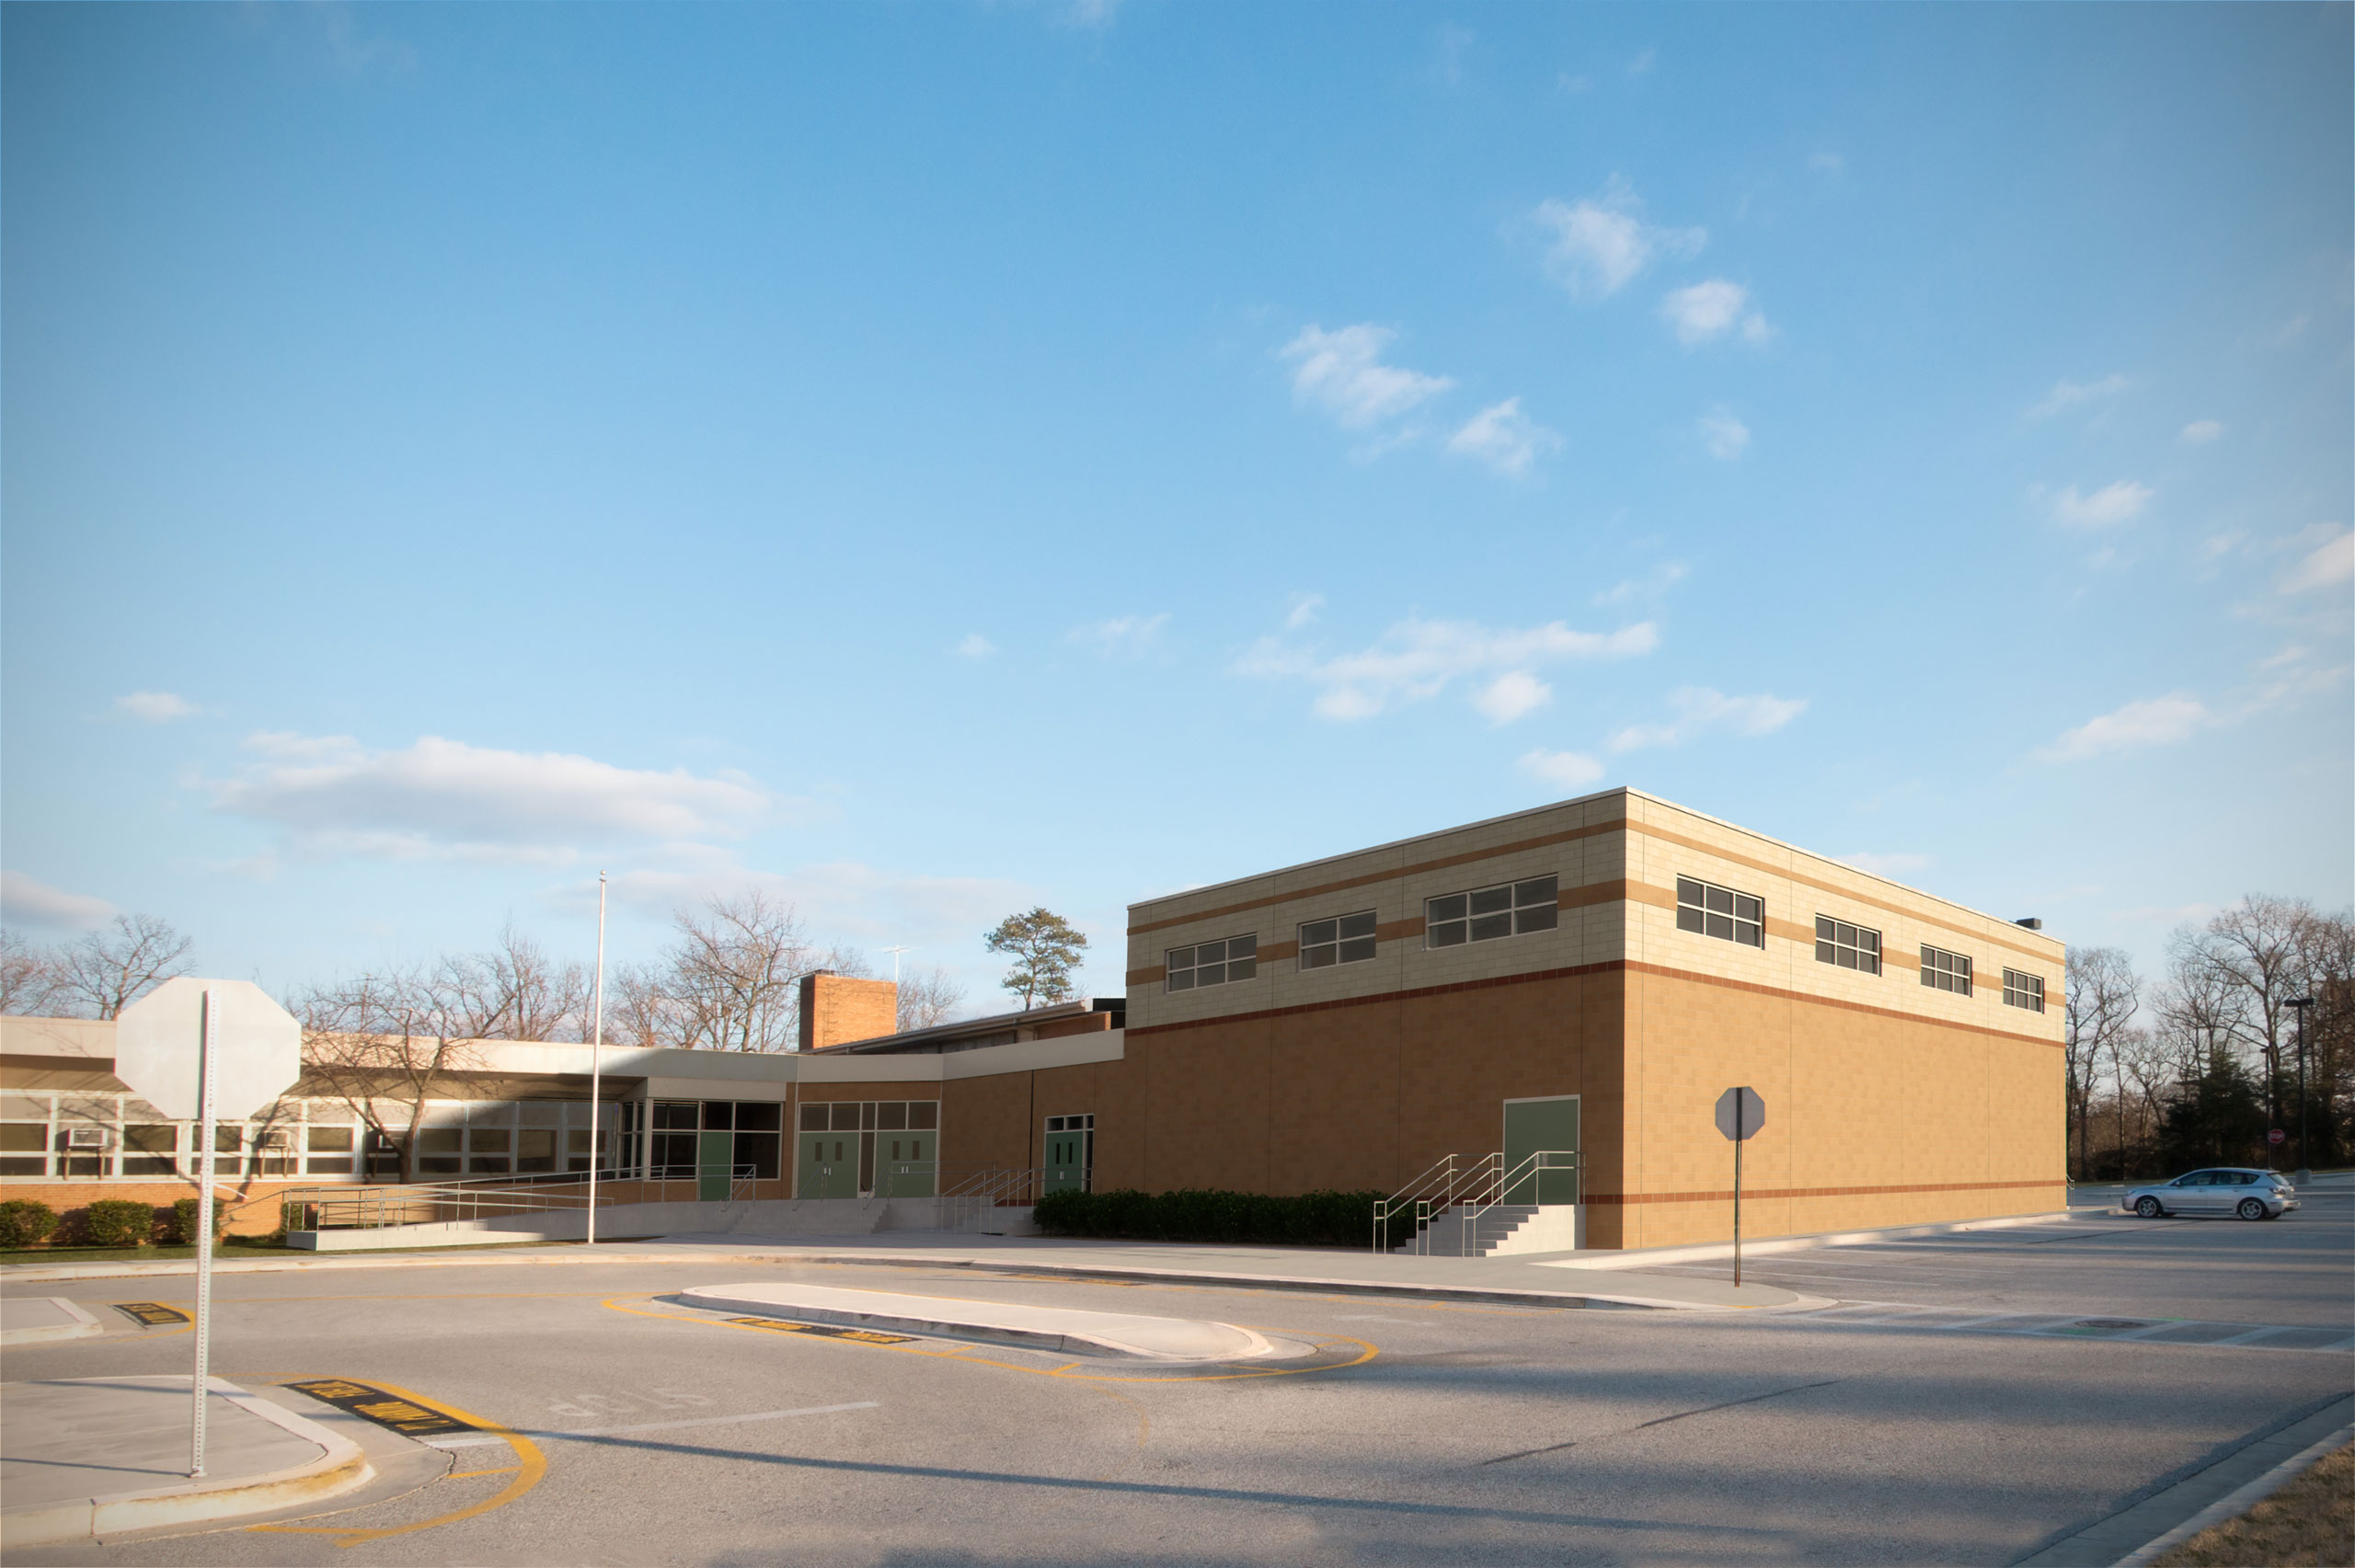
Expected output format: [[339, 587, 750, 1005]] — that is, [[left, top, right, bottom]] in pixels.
[[1299, 910, 1378, 970], [1922, 944, 1972, 996], [1425, 876, 1559, 948], [1814, 915, 1882, 975], [1677, 876, 1764, 948], [1166, 933, 1258, 991]]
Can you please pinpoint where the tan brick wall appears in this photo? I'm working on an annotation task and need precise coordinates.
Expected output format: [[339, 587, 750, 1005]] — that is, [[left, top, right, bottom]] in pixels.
[[798, 974, 900, 1051]]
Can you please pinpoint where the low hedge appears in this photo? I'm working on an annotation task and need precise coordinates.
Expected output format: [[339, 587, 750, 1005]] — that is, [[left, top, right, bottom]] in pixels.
[[0, 1198, 59, 1249], [170, 1197, 229, 1245], [81, 1198, 160, 1247], [1031, 1187, 1396, 1248]]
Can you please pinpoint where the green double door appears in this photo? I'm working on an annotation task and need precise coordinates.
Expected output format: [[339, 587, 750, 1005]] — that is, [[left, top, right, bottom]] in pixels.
[[1502, 1096, 1580, 1205], [798, 1128, 856, 1199], [698, 1129, 734, 1201], [1044, 1114, 1094, 1195]]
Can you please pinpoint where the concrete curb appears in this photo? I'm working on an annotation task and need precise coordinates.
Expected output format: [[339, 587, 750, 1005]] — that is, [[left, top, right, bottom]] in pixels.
[[1532, 1208, 2092, 1273], [0, 1242, 1800, 1310], [2108, 1423, 2355, 1568], [0, 1296, 103, 1345], [680, 1283, 1281, 1362], [0, 1378, 375, 1551]]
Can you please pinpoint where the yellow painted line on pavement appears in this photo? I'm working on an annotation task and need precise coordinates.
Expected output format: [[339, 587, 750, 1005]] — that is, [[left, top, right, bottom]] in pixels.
[[599, 1295, 1379, 1384], [247, 1378, 546, 1548]]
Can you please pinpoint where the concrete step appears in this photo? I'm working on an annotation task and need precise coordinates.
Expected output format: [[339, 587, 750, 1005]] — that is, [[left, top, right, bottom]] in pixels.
[[1396, 1205, 1579, 1257]]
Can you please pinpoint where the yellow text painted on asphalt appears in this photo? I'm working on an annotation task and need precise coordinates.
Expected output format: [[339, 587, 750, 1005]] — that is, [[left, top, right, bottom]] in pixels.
[[111, 1300, 192, 1326], [250, 1378, 546, 1549]]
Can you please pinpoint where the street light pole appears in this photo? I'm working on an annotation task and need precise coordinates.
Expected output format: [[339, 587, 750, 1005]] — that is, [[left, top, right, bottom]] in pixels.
[[2287, 997, 2314, 1182], [588, 872, 607, 1246]]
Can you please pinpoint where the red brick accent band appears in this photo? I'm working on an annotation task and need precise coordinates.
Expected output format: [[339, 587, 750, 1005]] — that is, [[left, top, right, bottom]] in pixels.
[[1585, 1178, 2064, 1207], [1126, 958, 2062, 1050]]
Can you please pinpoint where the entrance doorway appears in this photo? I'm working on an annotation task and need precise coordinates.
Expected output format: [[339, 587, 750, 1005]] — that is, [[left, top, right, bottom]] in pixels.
[[796, 1100, 940, 1199], [1502, 1095, 1579, 1205], [1044, 1114, 1094, 1194]]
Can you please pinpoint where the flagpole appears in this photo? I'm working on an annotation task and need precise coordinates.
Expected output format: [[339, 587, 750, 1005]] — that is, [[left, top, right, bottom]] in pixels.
[[587, 872, 606, 1247]]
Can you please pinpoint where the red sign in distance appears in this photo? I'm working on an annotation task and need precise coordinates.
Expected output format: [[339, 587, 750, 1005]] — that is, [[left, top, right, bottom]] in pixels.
[[2268, 1128, 2287, 1145]]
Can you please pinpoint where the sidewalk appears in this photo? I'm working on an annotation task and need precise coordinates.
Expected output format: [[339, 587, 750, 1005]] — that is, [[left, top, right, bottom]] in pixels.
[[1, 1230, 1810, 1310], [0, 1375, 373, 1550]]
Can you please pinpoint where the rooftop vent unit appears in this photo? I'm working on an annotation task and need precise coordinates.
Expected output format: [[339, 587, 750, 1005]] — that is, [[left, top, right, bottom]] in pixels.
[[2015, 918, 2043, 931]]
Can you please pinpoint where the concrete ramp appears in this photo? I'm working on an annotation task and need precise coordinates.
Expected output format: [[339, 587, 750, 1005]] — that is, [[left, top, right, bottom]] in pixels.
[[679, 1281, 1281, 1362]]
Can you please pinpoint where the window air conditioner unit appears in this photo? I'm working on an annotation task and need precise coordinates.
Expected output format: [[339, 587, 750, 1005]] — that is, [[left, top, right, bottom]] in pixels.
[[66, 1127, 112, 1150], [256, 1130, 293, 1151]]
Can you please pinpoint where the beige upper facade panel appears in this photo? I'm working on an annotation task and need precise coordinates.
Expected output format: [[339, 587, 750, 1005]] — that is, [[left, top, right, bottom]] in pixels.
[[1127, 789, 2064, 1039]]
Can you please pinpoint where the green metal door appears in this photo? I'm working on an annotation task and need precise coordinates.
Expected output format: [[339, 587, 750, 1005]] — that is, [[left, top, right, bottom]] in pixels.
[[878, 1131, 936, 1197], [697, 1129, 733, 1201], [797, 1129, 853, 1199], [1043, 1114, 1093, 1195], [1502, 1097, 1579, 1206]]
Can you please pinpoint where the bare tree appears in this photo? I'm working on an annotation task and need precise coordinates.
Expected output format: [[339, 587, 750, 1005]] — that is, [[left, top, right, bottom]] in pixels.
[[298, 969, 483, 1185], [2171, 896, 2315, 1143], [53, 914, 194, 1019], [895, 965, 967, 1033], [0, 932, 66, 1016], [2064, 947, 2140, 1182], [434, 923, 590, 1040]]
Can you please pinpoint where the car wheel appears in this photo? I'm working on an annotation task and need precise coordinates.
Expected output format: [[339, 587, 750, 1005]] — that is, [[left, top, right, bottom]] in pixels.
[[2135, 1196, 2164, 1219], [2236, 1197, 2268, 1221]]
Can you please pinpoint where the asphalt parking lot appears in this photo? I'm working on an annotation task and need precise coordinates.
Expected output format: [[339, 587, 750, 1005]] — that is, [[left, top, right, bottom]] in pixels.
[[6, 1197, 2349, 1567]]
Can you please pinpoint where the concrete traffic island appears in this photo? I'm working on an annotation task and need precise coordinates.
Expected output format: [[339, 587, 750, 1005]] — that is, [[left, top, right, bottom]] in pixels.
[[0, 1296, 104, 1345], [678, 1280, 1290, 1361], [0, 1375, 374, 1550]]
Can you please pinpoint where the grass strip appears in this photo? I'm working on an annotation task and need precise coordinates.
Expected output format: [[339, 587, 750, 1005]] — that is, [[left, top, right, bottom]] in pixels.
[[2155, 1440, 2355, 1568]]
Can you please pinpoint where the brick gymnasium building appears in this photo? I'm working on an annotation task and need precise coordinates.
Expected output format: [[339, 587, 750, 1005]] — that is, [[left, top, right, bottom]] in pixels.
[[0, 789, 2066, 1251]]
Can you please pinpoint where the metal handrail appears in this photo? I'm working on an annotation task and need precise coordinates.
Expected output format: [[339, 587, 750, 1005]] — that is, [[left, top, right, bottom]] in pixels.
[[282, 1163, 761, 1230], [1373, 1151, 1493, 1254], [1452, 1150, 1577, 1256]]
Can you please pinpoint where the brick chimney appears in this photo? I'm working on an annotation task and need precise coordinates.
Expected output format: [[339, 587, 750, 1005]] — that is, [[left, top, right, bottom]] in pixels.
[[797, 971, 899, 1051]]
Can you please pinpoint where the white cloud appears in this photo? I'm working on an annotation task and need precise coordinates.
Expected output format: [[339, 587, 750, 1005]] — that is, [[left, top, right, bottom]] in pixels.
[[1530, 183, 1704, 301], [208, 733, 771, 862], [1698, 409, 1749, 460], [1284, 592, 1325, 630], [2026, 374, 2131, 418], [1837, 852, 1931, 879], [1608, 687, 1807, 751], [2034, 693, 2211, 762], [116, 691, 196, 722], [1659, 280, 1770, 346], [1233, 615, 1659, 722], [2282, 530, 2353, 594], [1281, 324, 1453, 430], [1594, 561, 1688, 606], [2179, 419, 2223, 445], [1809, 150, 1844, 174], [2044, 480, 2154, 527], [1518, 749, 1605, 789], [1474, 670, 1554, 725], [1446, 398, 1561, 477], [1626, 47, 1655, 76], [1070, 612, 1169, 658], [954, 633, 996, 658], [0, 870, 119, 931]]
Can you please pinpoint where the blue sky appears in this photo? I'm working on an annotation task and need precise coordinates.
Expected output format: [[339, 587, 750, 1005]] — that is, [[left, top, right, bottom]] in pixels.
[[4, 2, 2349, 1012]]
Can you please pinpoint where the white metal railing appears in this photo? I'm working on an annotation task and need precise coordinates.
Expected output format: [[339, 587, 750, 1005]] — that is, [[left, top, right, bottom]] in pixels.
[[281, 1164, 756, 1230], [935, 1164, 1047, 1230], [1373, 1150, 1579, 1254]]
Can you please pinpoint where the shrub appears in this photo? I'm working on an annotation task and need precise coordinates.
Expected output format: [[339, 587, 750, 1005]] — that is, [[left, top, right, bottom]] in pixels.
[[80, 1198, 159, 1248], [0, 1198, 59, 1249], [170, 1197, 229, 1245], [1031, 1187, 1392, 1249]]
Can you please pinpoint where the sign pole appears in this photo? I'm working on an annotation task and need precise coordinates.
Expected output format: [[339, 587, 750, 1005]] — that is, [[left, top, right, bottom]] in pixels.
[[190, 988, 218, 1477], [1732, 1093, 1744, 1290], [587, 872, 606, 1247]]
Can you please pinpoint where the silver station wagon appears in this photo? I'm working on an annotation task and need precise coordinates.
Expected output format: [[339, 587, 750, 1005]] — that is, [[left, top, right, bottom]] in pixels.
[[2123, 1168, 2300, 1221]]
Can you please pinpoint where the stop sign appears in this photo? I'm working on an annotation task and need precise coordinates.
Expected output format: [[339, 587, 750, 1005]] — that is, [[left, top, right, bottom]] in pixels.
[[2268, 1128, 2287, 1145], [113, 979, 303, 1122]]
